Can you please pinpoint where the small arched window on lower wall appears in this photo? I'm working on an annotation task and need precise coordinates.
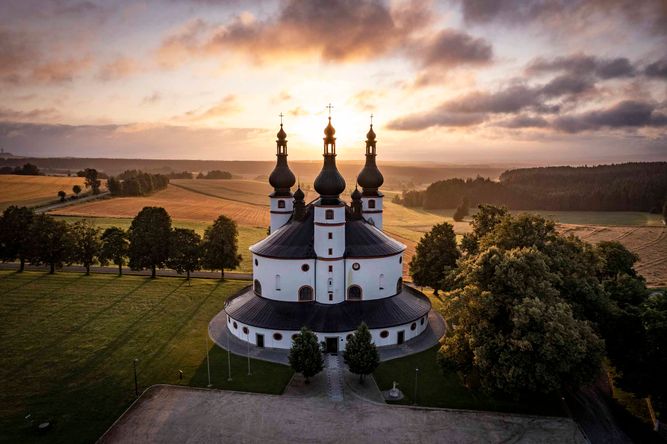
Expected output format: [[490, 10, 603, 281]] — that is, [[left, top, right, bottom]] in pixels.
[[254, 279, 262, 296], [298, 285, 314, 302], [347, 285, 362, 301], [396, 277, 403, 294]]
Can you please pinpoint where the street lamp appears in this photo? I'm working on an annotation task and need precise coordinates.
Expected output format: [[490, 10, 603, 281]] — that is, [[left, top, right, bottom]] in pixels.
[[133, 358, 139, 397], [413, 367, 419, 405]]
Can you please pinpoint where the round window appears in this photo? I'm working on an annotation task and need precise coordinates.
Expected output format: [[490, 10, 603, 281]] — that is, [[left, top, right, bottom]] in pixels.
[[301, 264, 310, 272], [242, 326, 249, 334], [233, 321, 238, 329], [273, 332, 283, 341], [380, 330, 389, 338], [352, 262, 360, 271], [410, 322, 416, 331]]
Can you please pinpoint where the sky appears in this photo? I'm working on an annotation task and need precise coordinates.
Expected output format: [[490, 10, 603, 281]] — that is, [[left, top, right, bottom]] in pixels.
[[1, 0, 666, 164]]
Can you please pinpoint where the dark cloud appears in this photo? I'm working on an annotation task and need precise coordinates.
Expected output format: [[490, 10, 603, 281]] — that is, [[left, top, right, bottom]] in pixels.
[[386, 110, 487, 131], [158, 0, 433, 65], [495, 115, 549, 128], [443, 85, 539, 114], [540, 74, 595, 97], [455, 0, 667, 36], [553, 100, 667, 133], [644, 58, 667, 79], [414, 29, 492, 68], [527, 54, 636, 79]]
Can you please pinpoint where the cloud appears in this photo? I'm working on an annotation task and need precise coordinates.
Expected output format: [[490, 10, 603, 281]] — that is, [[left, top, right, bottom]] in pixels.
[[96, 56, 140, 81], [178, 94, 240, 121], [141, 92, 162, 105], [387, 109, 487, 130], [0, 107, 59, 121], [0, 28, 39, 83], [644, 58, 667, 79], [287, 106, 308, 117], [494, 115, 549, 129], [31, 56, 93, 83], [413, 28, 492, 69], [553, 100, 667, 133], [527, 54, 636, 79], [157, 0, 433, 66]]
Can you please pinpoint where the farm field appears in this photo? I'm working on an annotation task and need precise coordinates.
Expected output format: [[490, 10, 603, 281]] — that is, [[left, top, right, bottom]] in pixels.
[[0, 175, 86, 210], [36, 179, 666, 286], [0, 272, 293, 444]]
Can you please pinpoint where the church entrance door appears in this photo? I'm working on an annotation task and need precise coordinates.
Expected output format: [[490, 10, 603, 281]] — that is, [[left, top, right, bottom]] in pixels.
[[397, 330, 405, 345], [256, 334, 264, 348], [325, 337, 338, 354]]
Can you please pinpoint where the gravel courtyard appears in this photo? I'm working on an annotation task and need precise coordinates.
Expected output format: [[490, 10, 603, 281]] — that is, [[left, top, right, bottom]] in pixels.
[[99, 385, 586, 443]]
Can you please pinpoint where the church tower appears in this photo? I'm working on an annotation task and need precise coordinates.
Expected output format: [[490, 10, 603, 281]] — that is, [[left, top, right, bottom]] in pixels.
[[268, 118, 296, 233], [313, 111, 346, 304], [356, 117, 384, 229]]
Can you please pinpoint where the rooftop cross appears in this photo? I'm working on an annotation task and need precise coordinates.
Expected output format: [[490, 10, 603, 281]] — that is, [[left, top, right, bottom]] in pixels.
[[326, 103, 334, 117], [279, 112, 284, 125], [370, 113, 374, 125]]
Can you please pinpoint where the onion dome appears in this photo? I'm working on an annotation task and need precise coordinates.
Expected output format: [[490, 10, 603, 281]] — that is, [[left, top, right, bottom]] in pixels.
[[324, 117, 336, 140], [357, 124, 384, 195], [269, 123, 295, 196], [350, 185, 363, 219], [314, 117, 345, 202], [293, 186, 305, 201], [351, 186, 362, 201], [293, 185, 306, 220]]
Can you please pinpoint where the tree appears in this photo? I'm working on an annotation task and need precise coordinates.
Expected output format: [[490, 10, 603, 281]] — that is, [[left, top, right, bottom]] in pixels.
[[99, 227, 129, 276], [72, 184, 82, 197], [14, 163, 40, 175], [167, 228, 202, 282], [0, 206, 34, 271], [58, 190, 66, 202], [452, 197, 469, 222], [288, 327, 324, 384], [409, 222, 460, 294], [81, 168, 101, 194], [343, 323, 379, 383], [70, 220, 101, 275], [460, 204, 508, 255], [439, 246, 604, 396], [128, 207, 171, 278], [27, 214, 72, 274], [201, 215, 242, 279]]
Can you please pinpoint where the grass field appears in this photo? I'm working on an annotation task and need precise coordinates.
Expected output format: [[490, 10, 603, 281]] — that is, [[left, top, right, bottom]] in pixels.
[[0, 271, 293, 443], [0, 175, 87, 210], [374, 346, 564, 416]]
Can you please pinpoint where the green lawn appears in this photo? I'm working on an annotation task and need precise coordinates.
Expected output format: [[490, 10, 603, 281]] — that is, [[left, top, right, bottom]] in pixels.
[[374, 346, 565, 417], [51, 215, 265, 272], [0, 271, 293, 443]]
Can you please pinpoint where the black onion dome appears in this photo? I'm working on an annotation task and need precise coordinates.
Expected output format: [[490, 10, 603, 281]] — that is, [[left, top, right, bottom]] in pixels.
[[269, 160, 296, 195], [293, 186, 305, 201], [277, 124, 287, 140], [351, 186, 362, 200], [324, 118, 336, 139], [357, 156, 384, 191], [366, 125, 376, 141], [314, 156, 346, 201]]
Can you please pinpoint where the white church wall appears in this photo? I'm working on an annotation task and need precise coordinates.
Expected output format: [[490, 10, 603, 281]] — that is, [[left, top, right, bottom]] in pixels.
[[253, 254, 315, 302], [361, 196, 383, 229], [344, 254, 403, 300], [269, 196, 293, 233], [315, 259, 345, 304]]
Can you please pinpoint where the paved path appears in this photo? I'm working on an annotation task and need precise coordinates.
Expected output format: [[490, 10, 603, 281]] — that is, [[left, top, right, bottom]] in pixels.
[[99, 385, 587, 443], [35, 191, 110, 213], [325, 354, 344, 402], [0, 262, 251, 280]]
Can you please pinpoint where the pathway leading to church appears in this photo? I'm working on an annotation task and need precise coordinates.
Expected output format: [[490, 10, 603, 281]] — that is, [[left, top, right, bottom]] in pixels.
[[325, 354, 344, 402]]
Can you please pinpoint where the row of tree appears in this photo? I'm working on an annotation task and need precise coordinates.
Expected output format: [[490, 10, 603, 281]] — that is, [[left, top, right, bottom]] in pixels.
[[289, 323, 379, 384], [0, 163, 42, 175], [197, 170, 232, 179], [396, 162, 667, 213], [0, 206, 241, 279], [408, 205, 666, 414], [107, 171, 169, 197]]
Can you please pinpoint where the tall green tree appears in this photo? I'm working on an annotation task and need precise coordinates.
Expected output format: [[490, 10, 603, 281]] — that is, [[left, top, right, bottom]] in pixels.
[[99, 227, 129, 276], [0, 206, 34, 272], [409, 222, 459, 294], [343, 323, 380, 383], [128, 207, 171, 278], [460, 204, 508, 255], [27, 214, 72, 274], [70, 220, 101, 275], [58, 190, 66, 202], [167, 228, 202, 282], [72, 184, 82, 197], [81, 168, 101, 194], [201, 215, 242, 279], [288, 327, 324, 384]]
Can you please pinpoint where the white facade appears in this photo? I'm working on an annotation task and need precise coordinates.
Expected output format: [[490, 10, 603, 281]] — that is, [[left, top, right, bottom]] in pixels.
[[361, 195, 383, 229], [252, 254, 316, 301], [344, 253, 403, 300], [269, 195, 293, 233]]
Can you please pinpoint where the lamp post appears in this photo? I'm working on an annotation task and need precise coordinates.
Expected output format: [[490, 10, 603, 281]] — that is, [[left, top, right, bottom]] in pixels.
[[413, 367, 419, 405], [205, 330, 212, 388], [133, 358, 139, 397]]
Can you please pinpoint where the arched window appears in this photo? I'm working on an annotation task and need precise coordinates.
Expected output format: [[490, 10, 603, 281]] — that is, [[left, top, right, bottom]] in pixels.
[[347, 285, 362, 301], [379, 273, 385, 290], [278, 200, 285, 209], [396, 277, 403, 293], [325, 209, 334, 220], [298, 286, 314, 302], [254, 279, 262, 296], [368, 199, 376, 209], [275, 274, 281, 291]]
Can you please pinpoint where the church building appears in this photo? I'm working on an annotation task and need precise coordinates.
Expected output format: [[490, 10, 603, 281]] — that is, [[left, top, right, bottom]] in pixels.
[[224, 116, 431, 353]]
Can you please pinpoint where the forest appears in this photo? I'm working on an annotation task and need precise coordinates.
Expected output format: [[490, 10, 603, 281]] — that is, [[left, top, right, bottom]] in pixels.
[[107, 170, 170, 197], [397, 162, 667, 213]]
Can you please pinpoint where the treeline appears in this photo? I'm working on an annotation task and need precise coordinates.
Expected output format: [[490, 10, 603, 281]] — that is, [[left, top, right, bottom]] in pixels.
[[0, 163, 42, 175], [0, 206, 241, 279], [107, 170, 169, 196], [197, 170, 232, 179], [396, 162, 667, 213]]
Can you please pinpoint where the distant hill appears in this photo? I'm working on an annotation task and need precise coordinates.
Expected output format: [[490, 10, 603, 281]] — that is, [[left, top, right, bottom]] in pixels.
[[0, 157, 508, 190], [399, 162, 667, 213]]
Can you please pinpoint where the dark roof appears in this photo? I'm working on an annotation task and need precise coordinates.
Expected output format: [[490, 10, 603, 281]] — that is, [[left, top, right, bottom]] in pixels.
[[225, 286, 431, 332], [250, 205, 405, 259]]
